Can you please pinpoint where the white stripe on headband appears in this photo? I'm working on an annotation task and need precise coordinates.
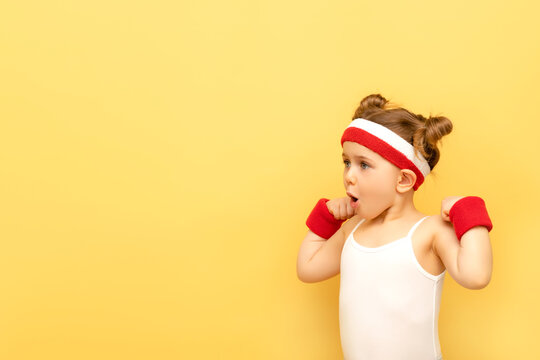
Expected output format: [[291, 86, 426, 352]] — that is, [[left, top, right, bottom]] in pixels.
[[346, 118, 431, 177]]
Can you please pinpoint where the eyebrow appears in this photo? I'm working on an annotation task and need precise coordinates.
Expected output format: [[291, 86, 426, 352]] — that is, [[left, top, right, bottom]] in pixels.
[[342, 153, 373, 161]]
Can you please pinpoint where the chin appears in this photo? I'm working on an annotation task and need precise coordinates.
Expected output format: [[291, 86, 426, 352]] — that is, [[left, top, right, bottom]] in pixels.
[[359, 209, 384, 221]]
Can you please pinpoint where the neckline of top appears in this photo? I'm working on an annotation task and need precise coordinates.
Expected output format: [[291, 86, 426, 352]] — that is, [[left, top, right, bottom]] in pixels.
[[349, 216, 430, 252]]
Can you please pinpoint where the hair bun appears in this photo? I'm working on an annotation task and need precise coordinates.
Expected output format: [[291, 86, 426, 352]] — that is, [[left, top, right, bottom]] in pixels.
[[412, 115, 453, 167], [360, 94, 388, 111], [352, 94, 396, 119], [424, 115, 453, 143]]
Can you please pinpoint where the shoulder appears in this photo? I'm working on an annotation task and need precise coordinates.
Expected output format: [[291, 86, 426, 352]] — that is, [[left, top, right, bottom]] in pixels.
[[340, 215, 364, 241]]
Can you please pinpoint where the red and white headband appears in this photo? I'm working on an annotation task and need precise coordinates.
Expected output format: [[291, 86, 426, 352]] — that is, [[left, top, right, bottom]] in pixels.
[[340, 118, 430, 190]]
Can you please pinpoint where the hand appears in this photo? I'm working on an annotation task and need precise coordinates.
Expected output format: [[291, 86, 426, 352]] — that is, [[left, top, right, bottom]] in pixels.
[[326, 197, 355, 221], [441, 196, 465, 222]]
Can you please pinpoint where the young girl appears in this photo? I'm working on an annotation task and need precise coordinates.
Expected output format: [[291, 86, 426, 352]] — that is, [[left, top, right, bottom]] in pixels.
[[296, 94, 493, 360]]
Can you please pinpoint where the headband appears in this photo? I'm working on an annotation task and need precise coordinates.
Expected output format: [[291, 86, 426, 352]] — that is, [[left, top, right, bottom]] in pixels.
[[340, 118, 430, 191]]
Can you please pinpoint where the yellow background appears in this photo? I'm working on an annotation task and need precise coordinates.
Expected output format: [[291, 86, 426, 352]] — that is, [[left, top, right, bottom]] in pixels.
[[0, 0, 538, 359]]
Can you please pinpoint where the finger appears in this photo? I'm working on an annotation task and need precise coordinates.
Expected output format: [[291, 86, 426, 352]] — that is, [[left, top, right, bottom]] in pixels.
[[326, 201, 333, 214], [332, 207, 341, 220], [327, 204, 337, 218], [341, 203, 350, 220], [339, 203, 347, 220], [347, 203, 355, 218], [344, 202, 352, 219], [332, 203, 340, 219], [442, 210, 450, 222]]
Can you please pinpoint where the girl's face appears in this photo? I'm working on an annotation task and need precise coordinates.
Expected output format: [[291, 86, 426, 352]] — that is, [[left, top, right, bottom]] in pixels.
[[342, 141, 402, 219]]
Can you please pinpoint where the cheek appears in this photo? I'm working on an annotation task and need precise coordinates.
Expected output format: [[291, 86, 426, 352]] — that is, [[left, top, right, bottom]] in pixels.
[[356, 177, 396, 218], [358, 172, 395, 199]]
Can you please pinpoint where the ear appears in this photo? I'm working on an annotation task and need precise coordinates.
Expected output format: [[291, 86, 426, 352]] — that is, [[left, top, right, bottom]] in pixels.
[[396, 169, 417, 193]]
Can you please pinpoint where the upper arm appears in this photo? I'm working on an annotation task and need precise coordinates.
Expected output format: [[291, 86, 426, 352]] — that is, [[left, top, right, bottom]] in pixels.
[[432, 215, 460, 283], [297, 216, 362, 283], [432, 215, 483, 289]]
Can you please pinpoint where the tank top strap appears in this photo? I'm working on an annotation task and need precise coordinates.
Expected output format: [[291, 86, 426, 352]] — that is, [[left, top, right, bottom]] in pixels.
[[351, 218, 366, 233], [350, 216, 428, 239], [406, 215, 430, 239]]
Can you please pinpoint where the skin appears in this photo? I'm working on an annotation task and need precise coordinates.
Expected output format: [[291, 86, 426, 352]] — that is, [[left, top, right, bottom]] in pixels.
[[297, 141, 493, 290]]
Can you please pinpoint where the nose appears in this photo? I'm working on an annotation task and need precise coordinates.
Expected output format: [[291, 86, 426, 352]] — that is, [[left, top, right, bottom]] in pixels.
[[344, 168, 356, 185]]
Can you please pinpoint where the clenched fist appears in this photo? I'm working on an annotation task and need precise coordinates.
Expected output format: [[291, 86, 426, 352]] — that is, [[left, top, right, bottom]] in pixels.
[[441, 196, 465, 222], [326, 197, 356, 221]]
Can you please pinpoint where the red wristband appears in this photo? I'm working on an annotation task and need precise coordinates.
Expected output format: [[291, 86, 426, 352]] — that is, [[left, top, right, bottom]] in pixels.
[[449, 196, 493, 241], [305, 198, 345, 240]]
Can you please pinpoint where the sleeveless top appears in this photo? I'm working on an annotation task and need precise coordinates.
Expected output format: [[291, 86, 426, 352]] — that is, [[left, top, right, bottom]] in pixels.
[[339, 216, 446, 360]]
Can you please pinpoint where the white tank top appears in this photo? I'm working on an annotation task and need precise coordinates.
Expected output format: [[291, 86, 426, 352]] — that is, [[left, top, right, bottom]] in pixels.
[[339, 216, 446, 360]]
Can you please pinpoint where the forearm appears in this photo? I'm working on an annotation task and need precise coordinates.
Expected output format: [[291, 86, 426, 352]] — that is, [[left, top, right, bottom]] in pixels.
[[297, 230, 326, 274], [297, 197, 351, 282], [457, 226, 493, 287]]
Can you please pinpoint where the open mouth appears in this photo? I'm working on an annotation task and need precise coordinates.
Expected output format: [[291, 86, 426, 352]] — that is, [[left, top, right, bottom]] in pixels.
[[349, 196, 359, 208]]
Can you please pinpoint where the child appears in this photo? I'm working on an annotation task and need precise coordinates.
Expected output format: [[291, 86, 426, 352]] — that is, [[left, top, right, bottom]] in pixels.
[[296, 94, 493, 360]]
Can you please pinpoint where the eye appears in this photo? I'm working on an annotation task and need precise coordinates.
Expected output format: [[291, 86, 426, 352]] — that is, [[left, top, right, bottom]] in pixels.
[[343, 159, 369, 169]]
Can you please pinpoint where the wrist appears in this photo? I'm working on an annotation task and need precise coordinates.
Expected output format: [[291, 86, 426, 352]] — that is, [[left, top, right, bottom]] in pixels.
[[449, 196, 493, 241], [305, 198, 345, 240]]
